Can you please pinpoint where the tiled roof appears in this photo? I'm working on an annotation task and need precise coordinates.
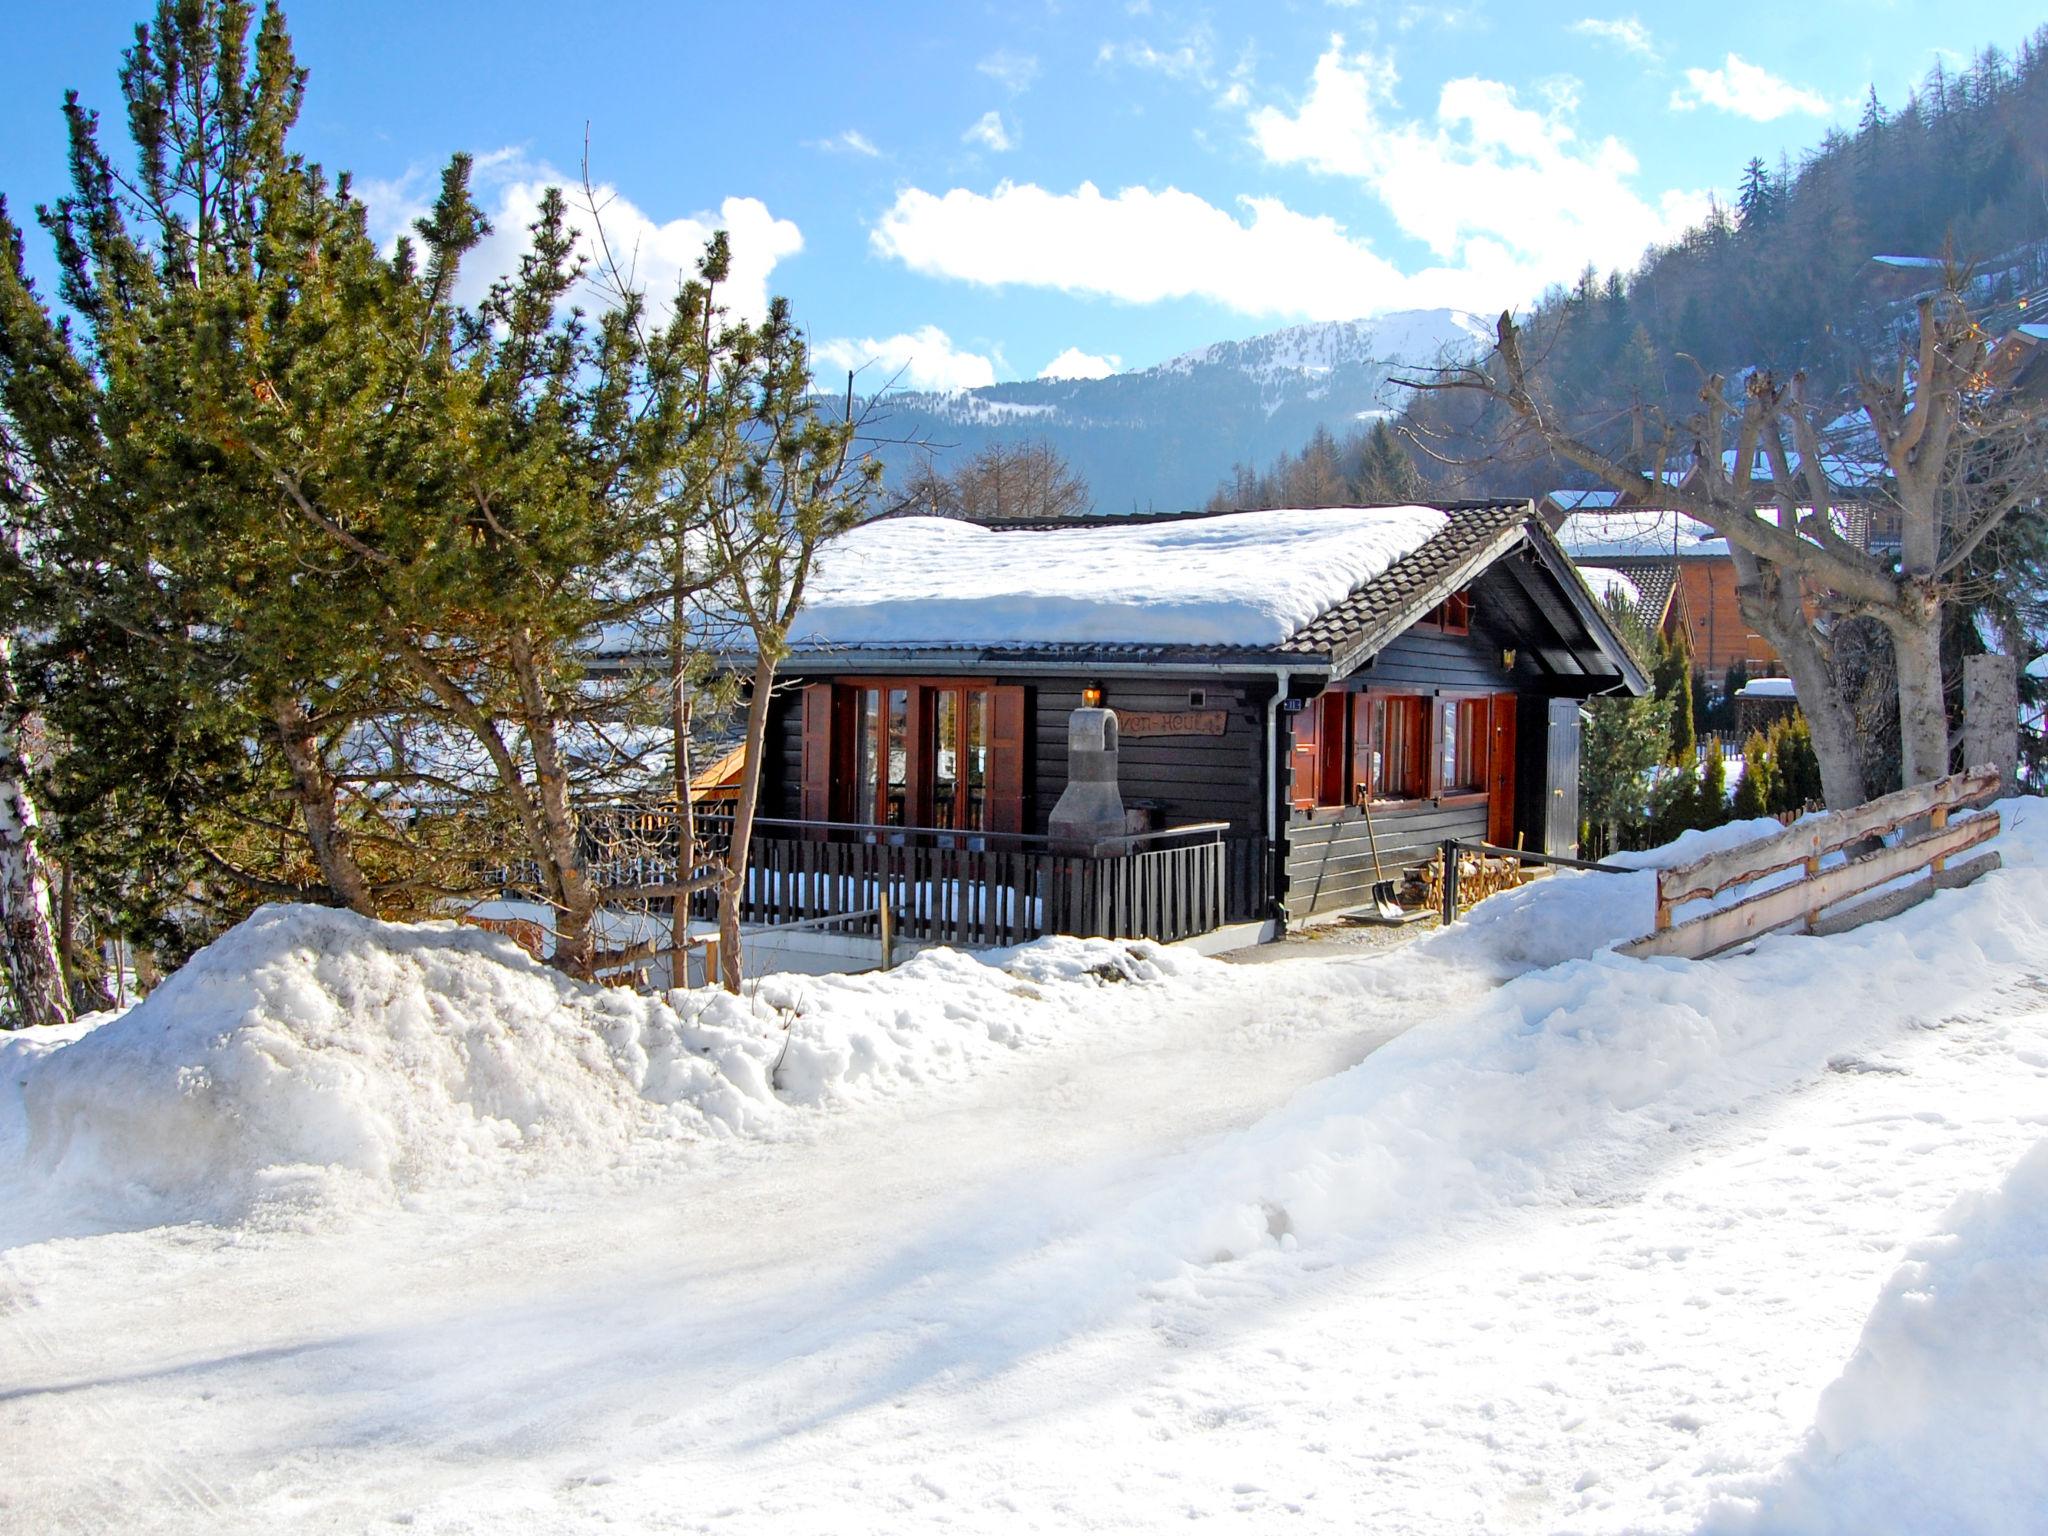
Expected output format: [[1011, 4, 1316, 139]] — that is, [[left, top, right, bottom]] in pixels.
[[1574, 553, 1678, 623], [1278, 500, 1532, 659]]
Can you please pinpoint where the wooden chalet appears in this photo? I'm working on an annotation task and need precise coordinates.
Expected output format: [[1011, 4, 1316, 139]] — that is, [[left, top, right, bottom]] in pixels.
[[679, 500, 1646, 954]]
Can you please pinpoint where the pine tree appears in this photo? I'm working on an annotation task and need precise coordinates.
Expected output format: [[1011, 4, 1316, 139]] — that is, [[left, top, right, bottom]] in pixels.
[[1734, 733, 1776, 819], [1698, 737, 1730, 827], [1359, 419, 1423, 502], [1737, 157, 1778, 227]]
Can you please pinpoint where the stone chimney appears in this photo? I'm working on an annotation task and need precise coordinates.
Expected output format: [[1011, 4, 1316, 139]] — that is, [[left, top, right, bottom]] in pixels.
[[1048, 708, 1128, 853]]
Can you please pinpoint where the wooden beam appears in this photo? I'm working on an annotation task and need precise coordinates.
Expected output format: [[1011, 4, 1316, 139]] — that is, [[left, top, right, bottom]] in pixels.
[[1657, 768, 1999, 908], [1498, 554, 1590, 675], [1622, 812, 2000, 961], [1808, 849, 2001, 938]]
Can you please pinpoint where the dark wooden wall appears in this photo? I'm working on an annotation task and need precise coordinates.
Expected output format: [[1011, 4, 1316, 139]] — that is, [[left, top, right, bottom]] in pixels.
[[1029, 676, 1266, 836], [762, 671, 1272, 839], [1281, 620, 1517, 920]]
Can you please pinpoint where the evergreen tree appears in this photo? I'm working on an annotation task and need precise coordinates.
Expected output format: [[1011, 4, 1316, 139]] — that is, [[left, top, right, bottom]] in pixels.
[[1359, 419, 1423, 502], [1770, 713, 1824, 811], [1737, 157, 1778, 227], [1699, 737, 1730, 827], [1580, 595, 1673, 853], [1734, 733, 1777, 819]]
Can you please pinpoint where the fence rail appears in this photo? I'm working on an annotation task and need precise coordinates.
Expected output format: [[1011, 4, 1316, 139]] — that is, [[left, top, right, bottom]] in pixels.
[[1620, 767, 2003, 961]]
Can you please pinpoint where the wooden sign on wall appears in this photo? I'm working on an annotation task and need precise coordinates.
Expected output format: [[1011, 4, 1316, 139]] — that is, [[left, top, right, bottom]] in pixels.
[[1117, 709, 1228, 738]]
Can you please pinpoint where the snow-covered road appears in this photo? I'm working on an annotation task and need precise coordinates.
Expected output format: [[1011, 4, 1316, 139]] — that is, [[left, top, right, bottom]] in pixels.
[[5, 810, 2047, 1533]]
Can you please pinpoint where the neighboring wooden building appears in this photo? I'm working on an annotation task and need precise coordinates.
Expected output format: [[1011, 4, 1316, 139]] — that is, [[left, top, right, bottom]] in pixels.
[[1551, 508, 1783, 679], [721, 500, 1646, 933]]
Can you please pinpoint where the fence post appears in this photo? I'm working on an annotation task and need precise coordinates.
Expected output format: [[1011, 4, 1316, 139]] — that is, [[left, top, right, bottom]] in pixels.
[[879, 889, 895, 972], [1440, 838, 1460, 925]]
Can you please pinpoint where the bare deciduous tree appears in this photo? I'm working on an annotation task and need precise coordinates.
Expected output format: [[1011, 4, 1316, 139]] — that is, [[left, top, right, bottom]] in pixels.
[[1411, 282, 2045, 805]]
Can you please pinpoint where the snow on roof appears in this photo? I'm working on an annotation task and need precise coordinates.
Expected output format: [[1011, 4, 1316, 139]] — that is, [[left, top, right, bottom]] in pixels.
[[2017, 322, 2048, 343], [793, 507, 1451, 648], [1554, 509, 1729, 560], [1873, 254, 1946, 270], [1578, 566, 1641, 609], [1738, 677, 1796, 698]]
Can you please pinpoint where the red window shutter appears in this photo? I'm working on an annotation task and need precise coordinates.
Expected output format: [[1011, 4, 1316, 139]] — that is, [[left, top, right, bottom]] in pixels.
[[1487, 693, 1518, 845], [800, 683, 834, 823], [1289, 703, 1321, 810], [986, 685, 1027, 833], [1317, 694, 1349, 808]]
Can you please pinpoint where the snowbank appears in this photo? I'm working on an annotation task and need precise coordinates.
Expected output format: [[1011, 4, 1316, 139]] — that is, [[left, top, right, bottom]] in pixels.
[[3, 905, 1196, 1226], [1708, 1138, 2048, 1536], [1069, 803, 2048, 1290], [792, 506, 1447, 647]]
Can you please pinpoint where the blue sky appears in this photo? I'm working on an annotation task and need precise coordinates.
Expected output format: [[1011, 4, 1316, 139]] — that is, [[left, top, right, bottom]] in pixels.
[[2, 2, 2036, 389]]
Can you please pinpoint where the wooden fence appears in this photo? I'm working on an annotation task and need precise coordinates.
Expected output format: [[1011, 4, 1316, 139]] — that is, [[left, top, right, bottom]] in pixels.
[[1620, 767, 2003, 962], [736, 826, 1240, 948]]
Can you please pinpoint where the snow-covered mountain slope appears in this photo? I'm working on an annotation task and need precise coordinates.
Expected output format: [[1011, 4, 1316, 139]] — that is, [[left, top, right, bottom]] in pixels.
[[861, 308, 1492, 514]]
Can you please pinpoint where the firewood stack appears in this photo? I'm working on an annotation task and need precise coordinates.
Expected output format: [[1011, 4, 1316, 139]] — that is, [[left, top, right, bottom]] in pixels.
[[1419, 850, 1531, 916]]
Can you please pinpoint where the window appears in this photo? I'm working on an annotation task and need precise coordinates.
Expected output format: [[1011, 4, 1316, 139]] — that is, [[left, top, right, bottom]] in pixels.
[[1440, 696, 1491, 796], [1359, 694, 1430, 801], [804, 680, 1021, 833], [1422, 588, 1473, 634]]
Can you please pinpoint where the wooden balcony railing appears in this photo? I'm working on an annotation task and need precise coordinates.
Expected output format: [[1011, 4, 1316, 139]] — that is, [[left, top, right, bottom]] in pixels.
[[516, 805, 1269, 948]]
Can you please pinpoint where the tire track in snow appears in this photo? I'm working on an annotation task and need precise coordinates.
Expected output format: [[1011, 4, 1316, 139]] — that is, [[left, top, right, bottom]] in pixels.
[[1, 1251, 230, 1526]]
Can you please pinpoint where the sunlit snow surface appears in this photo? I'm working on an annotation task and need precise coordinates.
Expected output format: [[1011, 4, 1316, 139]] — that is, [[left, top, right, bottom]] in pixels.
[[3, 805, 2047, 1533], [792, 505, 1448, 648]]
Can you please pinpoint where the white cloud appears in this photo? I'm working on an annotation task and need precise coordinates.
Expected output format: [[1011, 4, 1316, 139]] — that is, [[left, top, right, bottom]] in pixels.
[[1040, 347, 1121, 380], [1570, 17, 1656, 58], [964, 110, 1014, 152], [1098, 24, 1215, 85], [813, 128, 881, 157], [358, 152, 801, 323], [872, 180, 1440, 319], [1670, 54, 1831, 120], [811, 325, 998, 393], [977, 49, 1039, 94], [1247, 39, 1705, 298]]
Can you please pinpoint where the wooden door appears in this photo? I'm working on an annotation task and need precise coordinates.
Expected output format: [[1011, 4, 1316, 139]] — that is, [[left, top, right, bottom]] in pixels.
[[1545, 698, 1581, 858]]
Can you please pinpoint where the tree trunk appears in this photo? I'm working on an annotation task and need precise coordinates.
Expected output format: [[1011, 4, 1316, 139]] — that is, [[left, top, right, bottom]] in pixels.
[[272, 695, 379, 916], [0, 639, 71, 1029], [1889, 590, 1951, 788], [717, 655, 777, 993], [506, 627, 600, 979], [1730, 550, 1868, 809], [669, 588, 697, 985], [56, 859, 114, 1015]]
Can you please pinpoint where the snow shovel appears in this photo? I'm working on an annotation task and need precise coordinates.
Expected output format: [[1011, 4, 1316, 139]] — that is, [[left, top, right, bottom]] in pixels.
[[1359, 794, 1406, 922]]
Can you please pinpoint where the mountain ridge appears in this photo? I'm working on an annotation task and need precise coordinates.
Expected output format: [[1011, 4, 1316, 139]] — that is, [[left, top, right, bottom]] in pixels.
[[859, 307, 1491, 514]]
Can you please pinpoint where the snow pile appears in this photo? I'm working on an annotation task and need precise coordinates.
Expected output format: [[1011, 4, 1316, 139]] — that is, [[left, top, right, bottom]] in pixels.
[[792, 506, 1449, 648], [1105, 805, 2048, 1281], [1710, 1138, 2048, 1536], [4, 905, 1194, 1225], [1416, 811, 1789, 972]]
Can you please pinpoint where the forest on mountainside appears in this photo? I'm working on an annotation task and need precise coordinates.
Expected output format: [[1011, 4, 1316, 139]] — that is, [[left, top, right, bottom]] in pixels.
[[1390, 27, 2048, 496]]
